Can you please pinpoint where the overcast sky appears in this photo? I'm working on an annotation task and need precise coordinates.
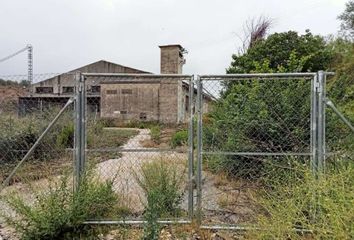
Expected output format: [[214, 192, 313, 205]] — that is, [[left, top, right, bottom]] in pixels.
[[0, 0, 348, 76]]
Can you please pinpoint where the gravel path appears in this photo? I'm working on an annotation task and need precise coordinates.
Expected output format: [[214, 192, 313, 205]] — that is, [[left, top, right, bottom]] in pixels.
[[95, 128, 188, 213]]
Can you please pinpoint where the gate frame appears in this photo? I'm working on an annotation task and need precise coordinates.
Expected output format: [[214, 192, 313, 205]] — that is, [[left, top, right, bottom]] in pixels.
[[77, 73, 195, 225]]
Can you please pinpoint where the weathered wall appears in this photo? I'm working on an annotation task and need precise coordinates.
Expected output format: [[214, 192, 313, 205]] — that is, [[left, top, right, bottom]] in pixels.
[[159, 45, 184, 74], [30, 60, 148, 96], [100, 78, 187, 123], [100, 83, 160, 121], [159, 79, 179, 123]]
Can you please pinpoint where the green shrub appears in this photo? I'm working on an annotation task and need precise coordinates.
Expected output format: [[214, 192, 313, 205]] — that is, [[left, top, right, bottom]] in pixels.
[[150, 125, 161, 143], [171, 130, 188, 148], [134, 159, 185, 239], [2, 171, 119, 240], [247, 162, 354, 239], [56, 123, 74, 148]]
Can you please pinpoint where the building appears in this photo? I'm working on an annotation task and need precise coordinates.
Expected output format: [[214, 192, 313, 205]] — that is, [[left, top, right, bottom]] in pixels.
[[19, 44, 211, 123]]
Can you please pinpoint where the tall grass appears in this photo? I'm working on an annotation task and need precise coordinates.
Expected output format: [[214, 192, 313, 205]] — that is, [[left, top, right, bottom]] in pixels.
[[247, 161, 354, 239]]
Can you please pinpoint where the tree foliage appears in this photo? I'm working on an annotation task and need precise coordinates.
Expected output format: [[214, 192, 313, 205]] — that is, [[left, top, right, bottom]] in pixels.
[[339, 0, 354, 39], [227, 30, 331, 74], [326, 37, 354, 152]]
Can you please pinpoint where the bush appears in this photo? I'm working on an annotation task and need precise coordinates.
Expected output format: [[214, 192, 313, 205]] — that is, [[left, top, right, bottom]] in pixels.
[[171, 130, 188, 148], [134, 159, 185, 239], [2, 170, 119, 240], [247, 162, 354, 239]]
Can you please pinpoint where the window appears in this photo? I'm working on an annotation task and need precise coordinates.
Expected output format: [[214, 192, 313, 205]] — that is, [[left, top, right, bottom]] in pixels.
[[185, 95, 189, 112], [36, 87, 53, 94], [106, 89, 117, 94], [62, 86, 74, 94], [122, 89, 132, 94], [91, 86, 100, 93], [140, 112, 147, 120]]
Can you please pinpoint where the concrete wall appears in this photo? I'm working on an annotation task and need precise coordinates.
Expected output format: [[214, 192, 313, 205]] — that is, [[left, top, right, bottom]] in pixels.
[[100, 83, 160, 121], [100, 78, 183, 123]]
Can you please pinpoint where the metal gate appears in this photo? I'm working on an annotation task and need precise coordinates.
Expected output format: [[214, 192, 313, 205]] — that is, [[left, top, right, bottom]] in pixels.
[[78, 73, 195, 224], [1, 71, 353, 232], [194, 71, 353, 229]]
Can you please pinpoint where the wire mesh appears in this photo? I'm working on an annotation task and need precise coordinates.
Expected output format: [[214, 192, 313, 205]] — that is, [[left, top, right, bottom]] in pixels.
[[0, 73, 75, 227], [197, 75, 314, 226], [82, 74, 194, 221], [325, 74, 354, 166]]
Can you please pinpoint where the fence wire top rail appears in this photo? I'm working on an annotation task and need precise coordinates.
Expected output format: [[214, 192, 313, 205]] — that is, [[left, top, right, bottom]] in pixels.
[[199, 72, 335, 80], [82, 73, 193, 78]]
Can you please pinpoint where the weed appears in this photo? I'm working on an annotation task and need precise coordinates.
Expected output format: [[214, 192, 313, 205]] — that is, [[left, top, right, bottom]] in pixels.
[[134, 158, 186, 239], [1, 170, 120, 240], [150, 125, 161, 144], [171, 130, 188, 148]]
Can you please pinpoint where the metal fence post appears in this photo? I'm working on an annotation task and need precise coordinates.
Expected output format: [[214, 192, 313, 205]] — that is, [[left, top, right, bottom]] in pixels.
[[196, 76, 203, 224], [310, 74, 317, 173], [317, 71, 326, 173], [188, 76, 195, 219], [74, 72, 86, 189]]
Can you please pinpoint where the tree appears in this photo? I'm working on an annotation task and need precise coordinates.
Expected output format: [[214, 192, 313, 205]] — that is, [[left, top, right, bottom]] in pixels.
[[228, 30, 331, 74], [338, 0, 354, 39]]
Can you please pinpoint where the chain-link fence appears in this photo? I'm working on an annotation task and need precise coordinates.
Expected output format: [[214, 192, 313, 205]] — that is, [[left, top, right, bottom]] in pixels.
[[194, 72, 353, 229], [0, 71, 352, 234], [196, 73, 314, 227], [81, 73, 195, 223], [0, 73, 76, 228]]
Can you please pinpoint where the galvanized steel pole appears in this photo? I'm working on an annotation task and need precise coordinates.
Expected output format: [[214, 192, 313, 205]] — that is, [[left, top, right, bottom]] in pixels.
[[74, 72, 86, 189], [196, 76, 203, 224], [317, 71, 326, 173], [310, 75, 317, 173], [187, 76, 195, 219]]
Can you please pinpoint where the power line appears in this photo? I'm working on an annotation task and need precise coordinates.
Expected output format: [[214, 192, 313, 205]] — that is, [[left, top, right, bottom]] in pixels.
[[0, 44, 33, 86]]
